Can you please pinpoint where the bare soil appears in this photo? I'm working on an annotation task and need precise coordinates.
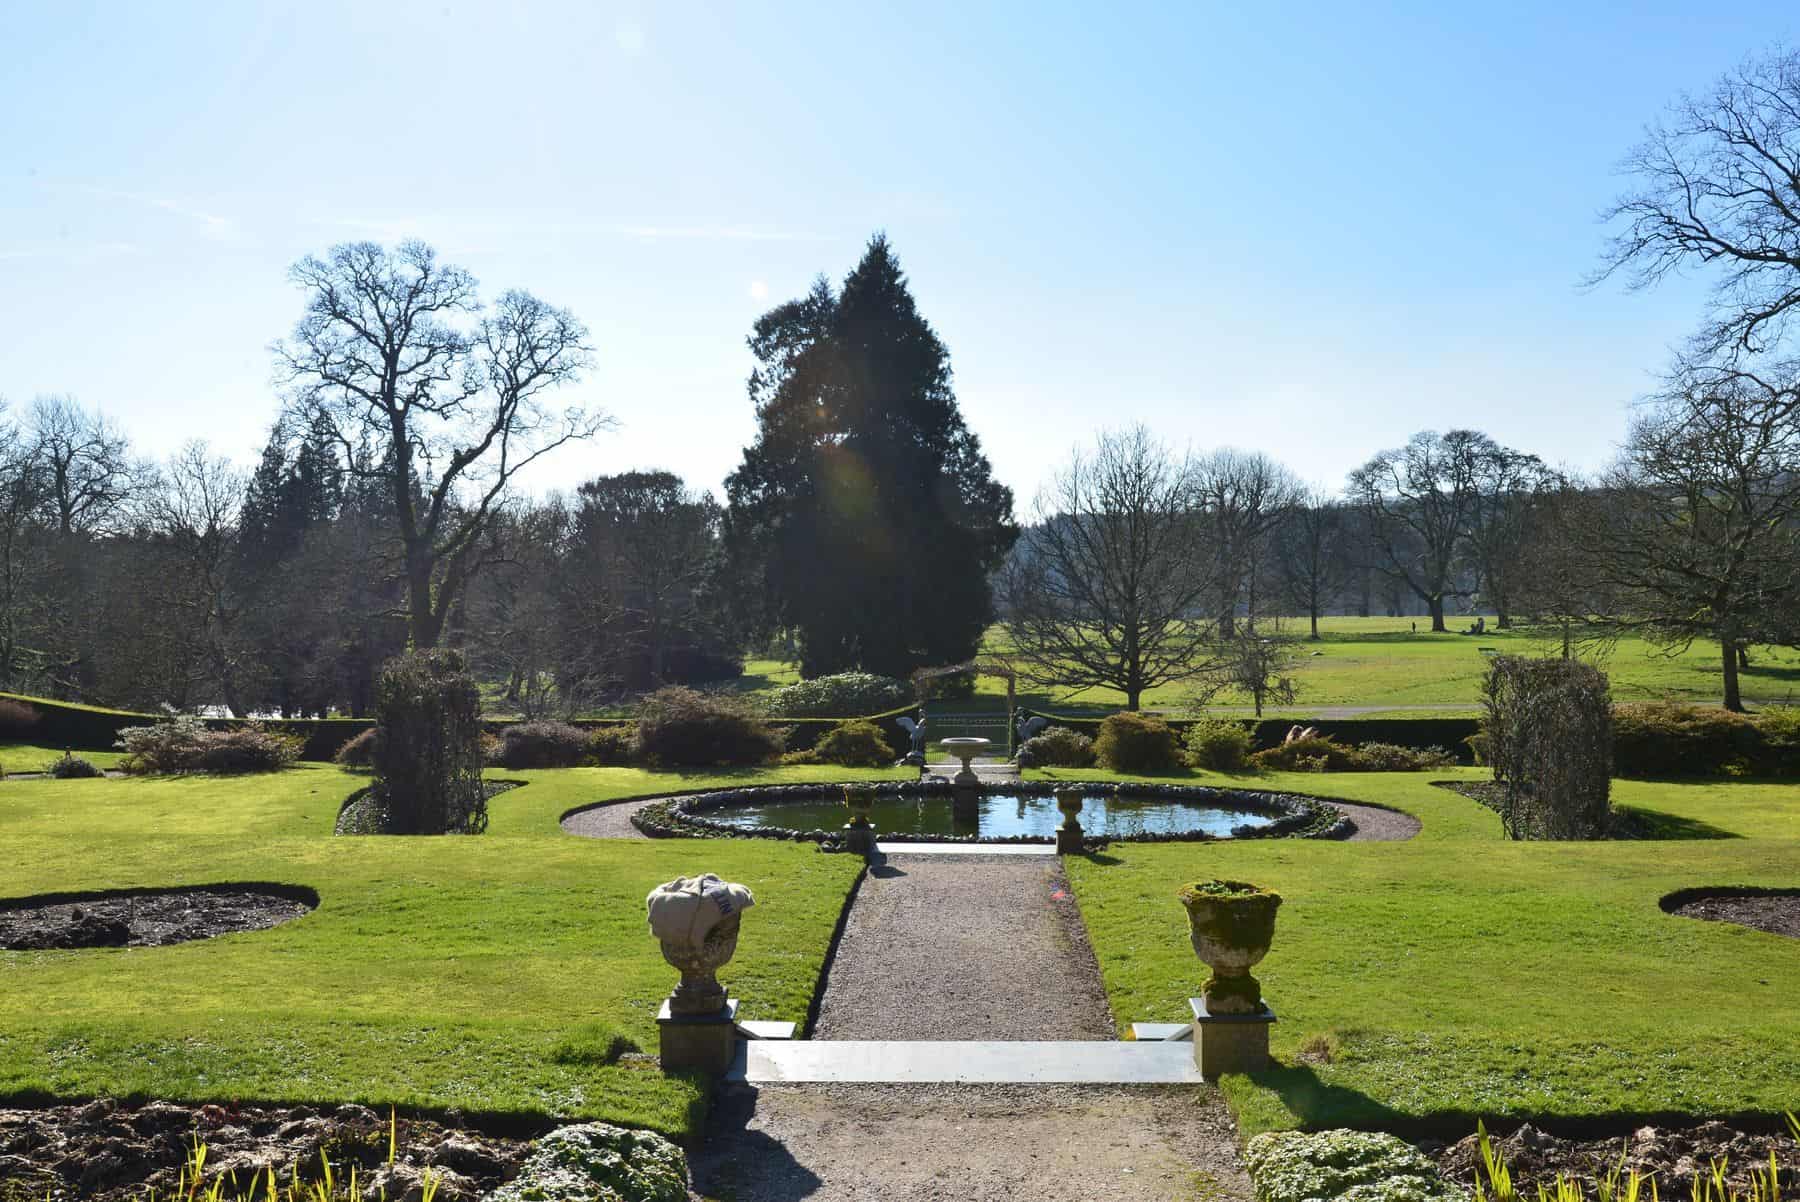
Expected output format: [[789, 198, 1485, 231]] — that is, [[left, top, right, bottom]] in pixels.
[[0, 1099, 532, 1201], [1668, 891, 1800, 938], [1436, 1120, 1800, 1196], [0, 887, 313, 950], [812, 853, 1114, 1041], [690, 1082, 1251, 1202]]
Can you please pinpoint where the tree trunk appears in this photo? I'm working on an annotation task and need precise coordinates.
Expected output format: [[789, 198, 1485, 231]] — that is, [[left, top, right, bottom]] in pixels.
[[1124, 687, 1141, 711], [1309, 609, 1320, 640], [1722, 638, 1744, 712], [1428, 595, 1447, 632]]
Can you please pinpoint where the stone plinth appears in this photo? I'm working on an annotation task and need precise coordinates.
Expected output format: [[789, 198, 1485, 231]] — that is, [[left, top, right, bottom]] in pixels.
[[1188, 995, 1275, 1079], [842, 822, 877, 857], [659, 998, 739, 1074]]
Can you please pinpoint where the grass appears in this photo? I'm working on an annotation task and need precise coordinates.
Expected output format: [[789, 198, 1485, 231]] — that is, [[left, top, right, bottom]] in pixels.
[[0, 742, 128, 772], [0, 763, 906, 1138], [1063, 764, 1800, 1137], [733, 617, 1800, 714]]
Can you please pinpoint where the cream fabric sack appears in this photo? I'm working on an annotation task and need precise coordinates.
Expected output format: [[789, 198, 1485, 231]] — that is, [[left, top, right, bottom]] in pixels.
[[646, 873, 756, 946]]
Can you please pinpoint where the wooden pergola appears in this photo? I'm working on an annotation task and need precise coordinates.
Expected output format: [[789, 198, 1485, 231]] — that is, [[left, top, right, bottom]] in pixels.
[[909, 658, 1020, 754]]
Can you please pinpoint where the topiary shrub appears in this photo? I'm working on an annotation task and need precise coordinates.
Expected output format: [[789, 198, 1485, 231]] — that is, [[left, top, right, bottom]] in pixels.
[[1184, 718, 1254, 771], [1093, 711, 1184, 774], [1015, 726, 1097, 768], [1482, 655, 1612, 839], [764, 672, 912, 717], [0, 698, 40, 739], [1612, 701, 1755, 778], [333, 727, 379, 769], [496, 721, 593, 769], [45, 753, 102, 779], [372, 649, 488, 835], [589, 724, 638, 766], [636, 686, 781, 768], [792, 719, 898, 767]]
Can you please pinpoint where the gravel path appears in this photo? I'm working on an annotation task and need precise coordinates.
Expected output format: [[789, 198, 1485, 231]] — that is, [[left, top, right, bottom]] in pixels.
[[689, 1082, 1251, 1202], [560, 797, 655, 839], [1326, 799, 1423, 842], [812, 853, 1114, 1041]]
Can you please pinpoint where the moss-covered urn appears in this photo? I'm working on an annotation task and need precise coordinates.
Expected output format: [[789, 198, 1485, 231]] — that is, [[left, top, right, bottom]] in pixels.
[[842, 784, 875, 827], [1178, 879, 1281, 1014]]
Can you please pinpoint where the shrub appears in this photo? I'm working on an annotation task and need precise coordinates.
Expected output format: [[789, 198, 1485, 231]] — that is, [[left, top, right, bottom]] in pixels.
[[797, 719, 897, 767], [45, 753, 102, 779], [372, 649, 487, 835], [1093, 711, 1183, 774], [1753, 705, 1800, 776], [764, 672, 912, 717], [636, 686, 781, 767], [495, 721, 593, 769], [1250, 734, 1362, 772], [1612, 701, 1755, 778], [1183, 718, 1254, 771], [1352, 741, 1458, 771], [117, 710, 212, 774], [1482, 656, 1612, 839], [333, 727, 379, 768], [1015, 726, 1097, 768], [193, 725, 301, 774], [589, 724, 638, 766], [0, 698, 40, 738], [1245, 1129, 1464, 1202]]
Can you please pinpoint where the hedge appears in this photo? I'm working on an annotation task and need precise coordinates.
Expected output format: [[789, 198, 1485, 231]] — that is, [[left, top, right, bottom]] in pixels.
[[1017, 708, 1482, 764]]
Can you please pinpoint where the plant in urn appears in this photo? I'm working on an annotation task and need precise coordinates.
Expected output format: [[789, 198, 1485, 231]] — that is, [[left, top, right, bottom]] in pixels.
[[1177, 879, 1280, 1014], [646, 874, 755, 1015]]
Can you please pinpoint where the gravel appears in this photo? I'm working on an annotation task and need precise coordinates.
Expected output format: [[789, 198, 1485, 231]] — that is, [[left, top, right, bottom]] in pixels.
[[561, 797, 656, 839], [689, 1082, 1252, 1202], [1326, 799, 1423, 842], [813, 853, 1114, 1041]]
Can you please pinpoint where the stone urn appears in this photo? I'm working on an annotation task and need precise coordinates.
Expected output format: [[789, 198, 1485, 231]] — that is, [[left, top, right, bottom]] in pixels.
[[1177, 879, 1281, 1015], [1054, 786, 1085, 854], [646, 874, 755, 1015], [939, 736, 990, 785]]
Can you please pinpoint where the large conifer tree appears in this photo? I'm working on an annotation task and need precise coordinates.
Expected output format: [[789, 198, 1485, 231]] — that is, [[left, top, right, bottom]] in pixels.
[[725, 235, 1016, 678]]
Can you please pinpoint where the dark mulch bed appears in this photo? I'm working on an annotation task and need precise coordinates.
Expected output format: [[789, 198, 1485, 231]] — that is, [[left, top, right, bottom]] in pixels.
[[1436, 1120, 1800, 1196], [1666, 890, 1800, 939], [0, 1098, 533, 1201], [0, 886, 314, 951]]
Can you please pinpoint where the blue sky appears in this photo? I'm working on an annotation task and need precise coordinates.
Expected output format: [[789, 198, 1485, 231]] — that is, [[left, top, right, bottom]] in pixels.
[[1, 1, 1790, 505]]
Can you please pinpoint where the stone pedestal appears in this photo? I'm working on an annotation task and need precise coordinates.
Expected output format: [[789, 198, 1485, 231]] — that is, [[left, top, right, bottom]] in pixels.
[[842, 821, 877, 857], [1054, 787, 1085, 854], [1189, 996, 1275, 1079], [1054, 825, 1085, 854], [658, 998, 739, 1074]]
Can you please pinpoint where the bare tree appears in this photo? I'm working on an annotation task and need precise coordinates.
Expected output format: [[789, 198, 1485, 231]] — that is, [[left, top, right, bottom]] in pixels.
[[1463, 446, 1562, 629], [1273, 488, 1349, 640], [1571, 359, 1800, 711], [1347, 430, 1491, 632], [1205, 627, 1300, 717], [1193, 449, 1301, 637], [1596, 46, 1800, 357], [275, 240, 606, 648], [27, 394, 135, 537], [998, 426, 1218, 710]]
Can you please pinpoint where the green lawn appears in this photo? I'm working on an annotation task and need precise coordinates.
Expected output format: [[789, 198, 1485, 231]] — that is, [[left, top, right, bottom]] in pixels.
[[1063, 766, 1800, 1136], [0, 742, 128, 772], [733, 617, 1800, 714], [0, 764, 900, 1137]]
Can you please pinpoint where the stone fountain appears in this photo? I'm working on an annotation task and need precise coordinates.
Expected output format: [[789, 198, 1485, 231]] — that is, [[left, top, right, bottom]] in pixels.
[[939, 736, 989, 823]]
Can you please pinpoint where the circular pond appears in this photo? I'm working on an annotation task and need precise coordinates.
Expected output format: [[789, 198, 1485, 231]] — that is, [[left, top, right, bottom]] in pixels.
[[628, 781, 1348, 846]]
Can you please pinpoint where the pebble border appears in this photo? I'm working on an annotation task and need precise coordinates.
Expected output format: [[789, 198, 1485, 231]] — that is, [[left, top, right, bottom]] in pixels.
[[630, 779, 1351, 849]]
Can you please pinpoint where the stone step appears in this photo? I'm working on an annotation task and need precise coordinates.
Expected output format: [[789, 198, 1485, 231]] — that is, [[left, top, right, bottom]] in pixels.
[[1130, 1022, 1194, 1042], [736, 1020, 796, 1040], [732, 1040, 1204, 1084], [876, 842, 1056, 857]]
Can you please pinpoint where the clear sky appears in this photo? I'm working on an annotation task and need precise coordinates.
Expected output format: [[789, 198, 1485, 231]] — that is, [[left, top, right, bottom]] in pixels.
[[1, 1, 1791, 507]]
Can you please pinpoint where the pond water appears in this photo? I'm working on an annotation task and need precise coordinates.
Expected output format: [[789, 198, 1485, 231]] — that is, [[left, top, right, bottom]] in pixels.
[[705, 791, 1280, 840]]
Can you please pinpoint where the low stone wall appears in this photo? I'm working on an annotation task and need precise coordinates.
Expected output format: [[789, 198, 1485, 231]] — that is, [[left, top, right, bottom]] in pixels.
[[630, 780, 1351, 848]]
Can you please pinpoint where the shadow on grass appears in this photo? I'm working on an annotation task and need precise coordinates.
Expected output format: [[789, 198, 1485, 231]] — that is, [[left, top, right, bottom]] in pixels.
[[1615, 806, 1740, 841]]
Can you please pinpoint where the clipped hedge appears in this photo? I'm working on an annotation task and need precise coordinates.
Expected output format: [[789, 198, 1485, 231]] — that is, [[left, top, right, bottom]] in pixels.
[[1016, 707, 1482, 764]]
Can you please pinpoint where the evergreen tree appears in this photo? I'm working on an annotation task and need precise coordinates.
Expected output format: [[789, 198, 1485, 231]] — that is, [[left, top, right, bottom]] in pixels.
[[724, 235, 1016, 678]]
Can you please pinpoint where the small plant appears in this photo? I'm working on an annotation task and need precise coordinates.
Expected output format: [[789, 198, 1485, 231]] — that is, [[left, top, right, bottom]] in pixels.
[[138, 1110, 442, 1202], [333, 727, 379, 768], [636, 686, 781, 768], [45, 752, 102, 779], [1015, 725, 1097, 768], [1184, 718, 1254, 771], [494, 721, 593, 768], [1093, 711, 1184, 774], [1471, 1114, 1800, 1202]]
